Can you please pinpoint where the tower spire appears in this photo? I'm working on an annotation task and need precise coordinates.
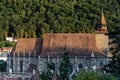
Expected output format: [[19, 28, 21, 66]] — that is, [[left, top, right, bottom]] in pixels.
[[100, 9, 106, 25], [97, 9, 107, 33]]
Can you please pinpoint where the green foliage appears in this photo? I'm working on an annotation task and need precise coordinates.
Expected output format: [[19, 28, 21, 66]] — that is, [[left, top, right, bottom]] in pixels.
[[40, 60, 54, 80], [47, 60, 55, 71], [0, 28, 4, 41], [0, 0, 119, 38], [103, 35, 120, 79], [0, 60, 7, 72], [0, 41, 5, 48], [5, 41, 15, 47], [74, 70, 118, 80], [58, 51, 70, 80], [0, 41, 15, 48], [40, 71, 52, 80]]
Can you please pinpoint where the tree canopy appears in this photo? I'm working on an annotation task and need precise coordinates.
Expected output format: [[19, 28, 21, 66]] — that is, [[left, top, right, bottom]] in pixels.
[[103, 35, 120, 79], [74, 70, 118, 80], [58, 51, 70, 80], [0, 60, 7, 72], [0, 0, 120, 39]]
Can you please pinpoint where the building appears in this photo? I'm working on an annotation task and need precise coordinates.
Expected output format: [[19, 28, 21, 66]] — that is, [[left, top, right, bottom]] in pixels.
[[0, 47, 12, 61], [7, 11, 109, 74], [6, 37, 17, 42]]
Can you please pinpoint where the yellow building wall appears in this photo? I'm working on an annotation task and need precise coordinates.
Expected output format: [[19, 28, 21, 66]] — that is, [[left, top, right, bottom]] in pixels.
[[95, 34, 108, 54]]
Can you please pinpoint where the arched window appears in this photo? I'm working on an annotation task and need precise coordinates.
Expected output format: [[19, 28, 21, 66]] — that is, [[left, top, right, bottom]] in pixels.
[[69, 63, 73, 73], [20, 61, 23, 72], [79, 63, 83, 69], [100, 61, 103, 66], [11, 60, 13, 71]]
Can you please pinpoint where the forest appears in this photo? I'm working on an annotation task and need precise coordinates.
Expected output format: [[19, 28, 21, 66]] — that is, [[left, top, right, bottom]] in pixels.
[[0, 0, 120, 40]]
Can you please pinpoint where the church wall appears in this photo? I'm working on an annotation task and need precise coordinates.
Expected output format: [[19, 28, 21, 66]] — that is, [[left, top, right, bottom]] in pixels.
[[7, 56, 108, 74], [8, 57, 38, 73], [95, 34, 108, 54], [38, 57, 107, 73], [39, 58, 48, 72]]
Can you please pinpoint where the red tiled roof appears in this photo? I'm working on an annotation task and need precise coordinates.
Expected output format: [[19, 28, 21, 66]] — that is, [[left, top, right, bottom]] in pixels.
[[10, 34, 106, 58], [40, 33, 106, 57], [11, 38, 42, 57]]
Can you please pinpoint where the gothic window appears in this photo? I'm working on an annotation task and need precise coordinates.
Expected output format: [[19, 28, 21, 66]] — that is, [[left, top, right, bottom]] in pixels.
[[51, 62, 55, 71], [100, 61, 103, 66], [20, 61, 23, 72], [11, 60, 13, 71], [79, 63, 83, 69], [70, 63, 73, 73]]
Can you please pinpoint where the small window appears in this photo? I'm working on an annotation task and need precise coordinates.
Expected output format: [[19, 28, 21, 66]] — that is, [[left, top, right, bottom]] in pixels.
[[79, 63, 83, 69], [11, 60, 13, 71], [20, 61, 23, 72], [100, 61, 103, 65]]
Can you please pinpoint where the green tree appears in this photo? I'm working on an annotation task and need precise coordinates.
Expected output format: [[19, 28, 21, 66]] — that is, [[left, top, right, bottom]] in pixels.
[[74, 70, 118, 80], [40, 60, 54, 80], [103, 35, 120, 79], [0, 41, 5, 48], [0, 0, 120, 37], [5, 41, 15, 47], [0, 28, 4, 41], [58, 51, 70, 80], [0, 60, 7, 72]]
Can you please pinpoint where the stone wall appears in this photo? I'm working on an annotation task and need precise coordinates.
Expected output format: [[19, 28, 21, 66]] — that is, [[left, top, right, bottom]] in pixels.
[[39, 57, 107, 73], [95, 34, 108, 54], [7, 56, 108, 74], [8, 57, 38, 73]]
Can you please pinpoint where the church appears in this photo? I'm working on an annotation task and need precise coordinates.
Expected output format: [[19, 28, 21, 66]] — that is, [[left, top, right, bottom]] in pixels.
[[7, 11, 109, 74]]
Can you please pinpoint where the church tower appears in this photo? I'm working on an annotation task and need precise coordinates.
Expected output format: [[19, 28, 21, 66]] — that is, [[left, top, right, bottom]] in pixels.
[[96, 10, 108, 33], [95, 10, 108, 54]]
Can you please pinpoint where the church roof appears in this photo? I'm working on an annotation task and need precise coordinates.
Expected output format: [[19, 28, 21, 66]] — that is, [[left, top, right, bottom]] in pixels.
[[10, 38, 42, 57], [10, 34, 106, 58], [40, 33, 106, 57]]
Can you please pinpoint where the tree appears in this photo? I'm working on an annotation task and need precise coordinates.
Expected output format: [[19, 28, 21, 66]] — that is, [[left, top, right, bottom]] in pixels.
[[0, 41, 5, 48], [58, 50, 70, 80], [103, 35, 120, 79], [0, 60, 7, 72], [0, 0, 120, 38], [0, 28, 4, 41], [5, 41, 15, 47], [40, 60, 54, 80], [74, 70, 118, 80]]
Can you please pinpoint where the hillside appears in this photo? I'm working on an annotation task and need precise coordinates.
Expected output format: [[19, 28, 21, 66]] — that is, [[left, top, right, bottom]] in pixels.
[[0, 0, 120, 40]]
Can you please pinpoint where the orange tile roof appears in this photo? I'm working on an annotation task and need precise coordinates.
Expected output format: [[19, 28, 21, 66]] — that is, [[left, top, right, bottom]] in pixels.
[[11, 34, 106, 58], [40, 33, 106, 57], [10, 38, 42, 57]]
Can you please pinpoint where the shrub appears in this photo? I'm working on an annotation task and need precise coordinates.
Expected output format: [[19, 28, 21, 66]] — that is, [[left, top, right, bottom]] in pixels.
[[74, 70, 118, 80], [5, 41, 15, 47]]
